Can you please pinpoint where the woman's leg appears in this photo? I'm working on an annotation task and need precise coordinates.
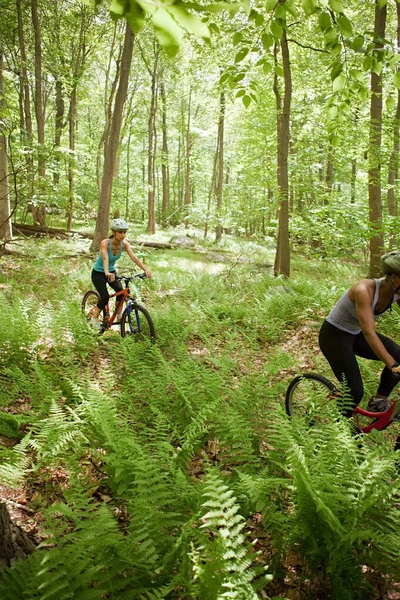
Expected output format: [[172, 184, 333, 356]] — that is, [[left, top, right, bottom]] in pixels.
[[319, 320, 363, 416], [91, 270, 109, 311], [353, 332, 400, 398]]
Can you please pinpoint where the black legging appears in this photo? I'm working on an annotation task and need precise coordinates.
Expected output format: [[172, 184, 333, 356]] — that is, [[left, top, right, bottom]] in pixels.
[[91, 269, 123, 311], [319, 320, 400, 416]]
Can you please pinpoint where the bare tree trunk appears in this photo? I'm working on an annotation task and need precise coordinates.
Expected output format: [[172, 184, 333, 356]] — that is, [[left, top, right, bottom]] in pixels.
[[160, 77, 170, 225], [387, 1, 400, 249], [53, 80, 65, 186], [96, 23, 121, 195], [215, 91, 225, 242], [204, 140, 219, 240], [325, 142, 333, 202], [273, 11, 291, 278], [0, 503, 35, 569], [31, 0, 46, 226], [147, 51, 159, 234], [368, 0, 386, 276], [0, 48, 12, 242], [92, 23, 134, 251], [184, 87, 192, 227]]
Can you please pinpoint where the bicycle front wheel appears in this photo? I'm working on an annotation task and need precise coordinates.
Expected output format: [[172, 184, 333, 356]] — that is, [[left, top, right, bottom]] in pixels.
[[120, 302, 155, 341], [285, 373, 336, 420]]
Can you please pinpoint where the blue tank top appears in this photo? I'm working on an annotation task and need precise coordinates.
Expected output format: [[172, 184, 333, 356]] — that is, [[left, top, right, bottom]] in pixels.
[[326, 278, 397, 334], [93, 240, 122, 273]]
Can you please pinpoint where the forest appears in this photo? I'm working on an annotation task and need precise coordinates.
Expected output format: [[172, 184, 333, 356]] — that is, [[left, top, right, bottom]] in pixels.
[[1, 0, 400, 598]]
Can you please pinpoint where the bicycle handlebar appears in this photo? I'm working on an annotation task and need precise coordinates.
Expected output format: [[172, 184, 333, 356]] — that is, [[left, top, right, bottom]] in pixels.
[[115, 273, 147, 282]]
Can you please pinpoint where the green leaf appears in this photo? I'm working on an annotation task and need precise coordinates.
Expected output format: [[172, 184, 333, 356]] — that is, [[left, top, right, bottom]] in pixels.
[[270, 20, 283, 40], [301, 0, 316, 17], [324, 27, 338, 45], [236, 89, 246, 98], [331, 42, 342, 57], [328, 0, 344, 13], [372, 60, 383, 76], [387, 96, 396, 110], [349, 69, 364, 82], [142, 5, 182, 56], [275, 4, 286, 19], [233, 32, 243, 45], [109, 0, 125, 16], [363, 56, 373, 71], [328, 105, 338, 120], [330, 135, 340, 147], [255, 12, 264, 26], [394, 71, 400, 89], [332, 74, 346, 92], [235, 47, 250, 63], [242, 95, 251, 108], [318, 11, 331, 31], [352, 36, 364, 52], [168, 5, 210, 38], [330, 61, 343, 81], [266, 0, 277, 12], [377, 0, 388, 7], [263, 62, 273, 75], [274, 64, 284, 77], [337, 14, 352, 37], [261, 33, 274, 50], [285, 0, 299, 17]]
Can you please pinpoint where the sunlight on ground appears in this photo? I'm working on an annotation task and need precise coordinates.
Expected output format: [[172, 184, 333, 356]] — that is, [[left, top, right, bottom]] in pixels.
[[156, 257, 226, 275]]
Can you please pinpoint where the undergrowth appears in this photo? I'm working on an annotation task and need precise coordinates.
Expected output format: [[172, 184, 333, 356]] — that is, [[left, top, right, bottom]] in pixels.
[[0, 236, 400, 599]]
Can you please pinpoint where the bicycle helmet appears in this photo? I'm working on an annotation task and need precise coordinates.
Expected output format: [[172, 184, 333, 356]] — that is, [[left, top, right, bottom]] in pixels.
[[381, 250, 400, 275], [110, 218, 129, 231]]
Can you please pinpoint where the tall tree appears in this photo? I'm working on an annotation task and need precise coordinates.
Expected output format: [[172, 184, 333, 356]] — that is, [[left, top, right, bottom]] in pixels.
[[92, 22, 134, 251], [160, 74, 170, 226], [147, 49, 158, 234], [273, 12, 292, 278], [215, 90, 225, 242], [184, 86, 192, 227], [368, 0, 386, 276], [31, 0, 46, 226], [387, 0, 400, 249], [0, 46, 12, 242]]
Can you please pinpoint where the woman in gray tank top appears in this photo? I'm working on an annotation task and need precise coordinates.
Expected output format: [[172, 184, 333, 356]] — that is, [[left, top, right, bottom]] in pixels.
[[318, 250, 400, 417]]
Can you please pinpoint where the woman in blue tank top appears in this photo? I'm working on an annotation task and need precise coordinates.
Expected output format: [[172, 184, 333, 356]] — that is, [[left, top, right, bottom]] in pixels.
[[319, 250, 400, 417], [89, 218, 151, 329]]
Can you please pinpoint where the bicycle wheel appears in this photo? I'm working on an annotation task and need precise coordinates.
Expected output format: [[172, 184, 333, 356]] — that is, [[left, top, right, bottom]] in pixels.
[[120, 302, 155, 341], [285, 373, 337, 420], [82, 290, 104, 330]]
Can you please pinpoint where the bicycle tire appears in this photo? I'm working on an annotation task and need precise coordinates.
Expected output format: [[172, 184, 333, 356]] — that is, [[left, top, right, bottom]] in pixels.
[[120, 301, 156, 341], [82, 290, 104, 332], [285, 373, 337, 420]]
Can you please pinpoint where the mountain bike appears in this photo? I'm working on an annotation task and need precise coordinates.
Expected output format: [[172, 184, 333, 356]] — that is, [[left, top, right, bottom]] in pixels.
[[82, 273, 155, 341], [285, 372, 400, 450]]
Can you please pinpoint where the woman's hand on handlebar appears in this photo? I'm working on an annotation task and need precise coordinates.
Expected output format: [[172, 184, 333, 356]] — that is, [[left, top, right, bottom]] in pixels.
[[391, 362, 400, 380], [143, 268, 151, 279], [106, 272, 116, 282]]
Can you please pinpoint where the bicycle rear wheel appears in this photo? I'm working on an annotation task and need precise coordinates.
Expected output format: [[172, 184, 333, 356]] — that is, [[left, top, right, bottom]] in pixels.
[[120, 302, 155, 342], [82, 290, 104, 330], [285, 373, 336, 420]]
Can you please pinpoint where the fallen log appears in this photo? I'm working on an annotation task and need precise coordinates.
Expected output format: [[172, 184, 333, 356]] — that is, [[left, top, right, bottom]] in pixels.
[[11, 223, 172, 248]]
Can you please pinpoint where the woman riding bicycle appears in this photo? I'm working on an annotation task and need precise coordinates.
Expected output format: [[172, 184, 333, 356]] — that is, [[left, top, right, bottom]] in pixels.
[[89, 218, 151, 330], [319, 250, 400, 417]]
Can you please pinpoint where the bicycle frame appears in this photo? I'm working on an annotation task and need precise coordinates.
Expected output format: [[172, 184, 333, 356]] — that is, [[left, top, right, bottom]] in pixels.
[[354, 399, 400, 433], [103, 286, 130, 328]]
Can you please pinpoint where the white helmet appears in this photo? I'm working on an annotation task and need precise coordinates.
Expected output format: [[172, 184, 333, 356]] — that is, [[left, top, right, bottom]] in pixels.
[[110, 218, 129, 231]]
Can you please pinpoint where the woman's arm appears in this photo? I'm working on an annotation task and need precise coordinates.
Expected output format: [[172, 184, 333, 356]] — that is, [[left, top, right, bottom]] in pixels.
[[99, 239, 115, 281], [123, 240, 152, 278], [354, 282, 396, 368]]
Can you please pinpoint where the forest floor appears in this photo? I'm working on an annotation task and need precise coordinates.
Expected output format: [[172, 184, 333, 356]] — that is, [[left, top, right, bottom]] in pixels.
[[2, 233, 400, 599]]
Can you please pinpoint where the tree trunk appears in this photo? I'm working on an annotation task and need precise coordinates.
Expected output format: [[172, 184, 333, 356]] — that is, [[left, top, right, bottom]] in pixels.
[[92, 23, 134, 251], [0, 503, 36, 569], [368, 0, 386, 276], [184, 87, 192, 227], [0, 48, 12, 242], [273, 12, 292, 278], [147, 51, 159, 234], [387, 1, 400, 249], [204, 140, 219, 239], [215, 91, 225, 242], [160, 77, 170, 225], [31, 0, 46, 227], [53, 80, 65, 186], [325, 142, 333, 201]]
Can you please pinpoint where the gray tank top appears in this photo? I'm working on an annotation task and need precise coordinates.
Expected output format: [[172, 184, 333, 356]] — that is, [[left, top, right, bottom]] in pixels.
[[326, 278, 396, 334]]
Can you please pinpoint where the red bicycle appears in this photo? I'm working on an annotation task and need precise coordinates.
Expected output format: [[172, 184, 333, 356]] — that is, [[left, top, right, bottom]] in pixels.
[[82, 273, 155, 341], [285, 372, 400, 450]]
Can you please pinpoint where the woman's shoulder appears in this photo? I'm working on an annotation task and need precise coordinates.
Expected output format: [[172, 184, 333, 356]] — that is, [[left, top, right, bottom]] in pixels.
[[349, 278, 375, 302]]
